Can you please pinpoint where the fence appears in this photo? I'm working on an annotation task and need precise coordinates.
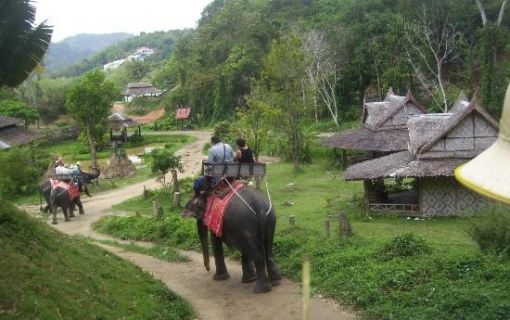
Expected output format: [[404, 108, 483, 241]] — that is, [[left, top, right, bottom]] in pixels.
[[369, 203, 420, 215]]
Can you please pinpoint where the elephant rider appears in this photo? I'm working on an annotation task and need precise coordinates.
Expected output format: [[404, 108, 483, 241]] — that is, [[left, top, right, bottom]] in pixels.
[[193, 135, 235, 194]]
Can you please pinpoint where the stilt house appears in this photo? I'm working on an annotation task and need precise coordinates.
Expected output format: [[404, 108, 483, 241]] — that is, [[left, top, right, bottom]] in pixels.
[[321, 88, 427, 168], [345, 93, 499, 216]]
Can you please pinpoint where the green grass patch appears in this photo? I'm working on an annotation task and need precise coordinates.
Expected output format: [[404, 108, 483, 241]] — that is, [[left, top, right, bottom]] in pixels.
[[94, 160, 510, 319], [0, 199, 195, 319], [87, 238, 190, 263]]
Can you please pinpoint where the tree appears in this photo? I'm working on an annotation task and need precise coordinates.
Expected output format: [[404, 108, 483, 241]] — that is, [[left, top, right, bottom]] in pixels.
[[66, 69, 117, 167], [405, 7, 463, 112], [302, 29, 339, 127], [262, 35, 310, 171], [0, 0, 52, 87], [151, 149, 183, 187], [0, 99, 38, 127], [474, 0, 509, 114], [238, 84, 278, 162]]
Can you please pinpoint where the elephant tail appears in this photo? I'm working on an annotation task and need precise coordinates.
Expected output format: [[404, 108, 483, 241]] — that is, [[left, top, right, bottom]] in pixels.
[[39, 189, 43, 212]]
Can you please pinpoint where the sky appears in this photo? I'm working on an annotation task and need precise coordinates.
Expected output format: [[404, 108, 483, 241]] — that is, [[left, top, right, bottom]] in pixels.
[[34, 0, 213, 43]]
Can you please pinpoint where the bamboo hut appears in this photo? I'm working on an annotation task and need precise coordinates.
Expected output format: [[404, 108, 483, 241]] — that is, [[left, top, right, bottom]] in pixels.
[[345, 94, 499, 216], [321, 88, 427, 168]]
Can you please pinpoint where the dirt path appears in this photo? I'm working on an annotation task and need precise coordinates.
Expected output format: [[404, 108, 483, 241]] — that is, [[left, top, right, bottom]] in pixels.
[[27, 130, 356, 320]]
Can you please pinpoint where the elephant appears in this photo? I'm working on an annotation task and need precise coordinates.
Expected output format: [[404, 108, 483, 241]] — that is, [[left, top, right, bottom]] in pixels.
[[182, 186, 282, 293], [40, 167, 100, 223]]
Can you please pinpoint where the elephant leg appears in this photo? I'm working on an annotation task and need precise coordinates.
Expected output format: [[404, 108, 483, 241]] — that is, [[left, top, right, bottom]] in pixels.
[[211, 235, 229, 281], [51, 204, 58, 224], [251, 243, 271, 293], [76, 197, 84, 214], [241, 255, 256, 283], [42, 203, 50, 213], [267, 257, 282, 285], [68, 204, 75, 218], [63, 205, 70, 222]]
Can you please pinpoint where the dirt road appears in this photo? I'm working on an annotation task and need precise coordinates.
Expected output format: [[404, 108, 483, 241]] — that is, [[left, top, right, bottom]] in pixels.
[[30, 131, 356, 320]]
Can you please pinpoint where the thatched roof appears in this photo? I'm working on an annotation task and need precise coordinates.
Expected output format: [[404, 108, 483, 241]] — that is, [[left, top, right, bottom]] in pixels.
[[0, 115, 21, 129], [322, 88, 426, 152], [106, 112, 141, 130], [408, 98, 498, 155], [123, 82, 162, 97], [344, 151, 467, 180], [363, 88, 426, 130], [0, 126, 42, 149], [449, 91, 470, 114], [320, 127, 409, 152]]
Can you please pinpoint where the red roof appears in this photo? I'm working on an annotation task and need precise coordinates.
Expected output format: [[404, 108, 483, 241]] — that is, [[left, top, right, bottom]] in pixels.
[[175, 108, 191, 120]]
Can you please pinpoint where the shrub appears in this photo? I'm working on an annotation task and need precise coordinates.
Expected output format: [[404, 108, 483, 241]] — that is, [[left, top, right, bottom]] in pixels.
[[379, 232, 432, 260], [0, 147, 48, 198], [470, 206, 510, 259]]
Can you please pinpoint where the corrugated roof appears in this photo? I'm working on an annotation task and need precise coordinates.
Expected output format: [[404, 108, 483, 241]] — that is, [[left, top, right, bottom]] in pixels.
[[175, 107, 191, 119]]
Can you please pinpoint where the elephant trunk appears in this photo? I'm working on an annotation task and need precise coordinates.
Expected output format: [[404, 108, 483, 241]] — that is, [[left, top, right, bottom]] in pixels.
[[197, 219, 210, 271]]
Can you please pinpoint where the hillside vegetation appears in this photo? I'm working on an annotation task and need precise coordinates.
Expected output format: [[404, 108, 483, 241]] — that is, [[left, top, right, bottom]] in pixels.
[[44, 33, 133, 75], [0, 199, 195, 319]]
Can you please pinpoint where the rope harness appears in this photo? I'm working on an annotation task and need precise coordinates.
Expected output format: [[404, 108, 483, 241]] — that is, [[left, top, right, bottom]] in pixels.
[[222, 177, 273, 216]]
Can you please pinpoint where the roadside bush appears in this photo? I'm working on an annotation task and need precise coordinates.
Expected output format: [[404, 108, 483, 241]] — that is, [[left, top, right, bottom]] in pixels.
[[470, 206, 510, 259], [379, 232, 432, 260], [0, 147, 48, 198]]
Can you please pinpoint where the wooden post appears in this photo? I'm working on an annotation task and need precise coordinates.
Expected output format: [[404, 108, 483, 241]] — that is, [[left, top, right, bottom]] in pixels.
[[171, 169, 180, 193], [143, 185, 148, 200], [289, 215, 296, 227], [339, 213, 352, 238], [153, 201, 162, 218], [174, 192, 181, 208], [342, 149, 347, 170], [324, 219, 331, 238]]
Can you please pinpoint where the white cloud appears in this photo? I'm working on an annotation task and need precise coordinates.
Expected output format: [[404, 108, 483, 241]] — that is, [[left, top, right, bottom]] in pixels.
[[34, 0, 212, 42]]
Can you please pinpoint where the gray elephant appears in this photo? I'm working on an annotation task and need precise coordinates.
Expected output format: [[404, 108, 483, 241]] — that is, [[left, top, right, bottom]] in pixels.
[[183, 186, 282, 293], [40, 167, 100, 223]]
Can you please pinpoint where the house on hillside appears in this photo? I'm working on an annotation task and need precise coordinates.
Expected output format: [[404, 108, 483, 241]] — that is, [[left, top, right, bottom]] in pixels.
[[123, 82, 162, 102], [345, 93, 499, 216], [0, 115, 41, 149], [321, 88, 427, 168]]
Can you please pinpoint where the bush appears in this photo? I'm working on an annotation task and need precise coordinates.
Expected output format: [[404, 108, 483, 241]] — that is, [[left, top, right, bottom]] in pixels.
[[0, 147, 48, 198], [379, 232, 432, 260], [470, 206, 510, 259]]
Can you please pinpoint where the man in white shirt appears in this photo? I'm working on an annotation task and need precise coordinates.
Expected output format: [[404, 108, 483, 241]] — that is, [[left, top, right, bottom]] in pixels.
[[208, 135, 235, 163]]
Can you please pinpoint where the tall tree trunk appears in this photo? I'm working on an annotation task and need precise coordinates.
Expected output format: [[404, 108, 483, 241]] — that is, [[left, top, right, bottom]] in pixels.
[[86, 125, 98, 168]]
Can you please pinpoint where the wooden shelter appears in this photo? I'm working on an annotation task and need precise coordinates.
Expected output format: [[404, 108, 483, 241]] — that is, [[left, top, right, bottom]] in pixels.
[[345, 94, 499, 216], [321, 88, 427, 168], [123, 82, 162, 102], [0, 115, 41, 149], [106, 112, 141, 144]]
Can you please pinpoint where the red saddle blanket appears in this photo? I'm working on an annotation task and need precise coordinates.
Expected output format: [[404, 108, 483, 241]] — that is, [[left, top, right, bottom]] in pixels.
[[50, 179, 80, 201], [204, 181, 245, 237]]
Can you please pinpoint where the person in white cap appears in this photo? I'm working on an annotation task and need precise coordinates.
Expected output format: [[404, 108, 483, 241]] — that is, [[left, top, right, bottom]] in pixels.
[[455, 83, 510, 204]]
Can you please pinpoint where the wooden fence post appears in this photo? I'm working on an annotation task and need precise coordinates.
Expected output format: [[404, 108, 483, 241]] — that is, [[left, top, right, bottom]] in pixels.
[[174, 192, 181, 208], [153, 201, 162, 218], [171, 169, 180, 193], [324, 219, 331, 238], [289, 215, 296, 227], [338, 213, 352, 238], [143, 185, 148, 200]]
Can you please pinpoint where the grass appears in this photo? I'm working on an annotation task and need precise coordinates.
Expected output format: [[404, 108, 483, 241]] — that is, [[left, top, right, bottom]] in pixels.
[[0, 198, 195, 319], [86, 238, 190, 263], [93, 159, 510, 319]]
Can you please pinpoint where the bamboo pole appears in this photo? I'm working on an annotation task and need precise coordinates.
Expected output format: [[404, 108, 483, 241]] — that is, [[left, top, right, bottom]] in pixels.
[[302, 256, 311, 320]]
